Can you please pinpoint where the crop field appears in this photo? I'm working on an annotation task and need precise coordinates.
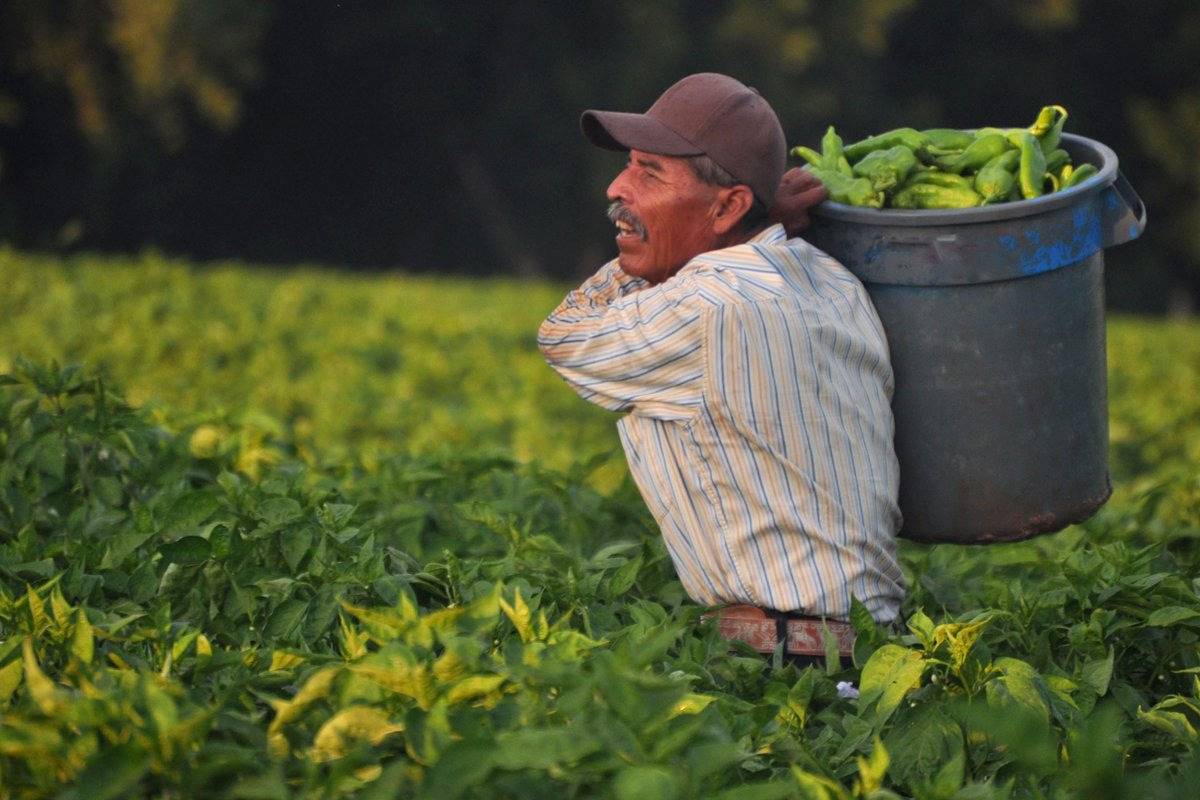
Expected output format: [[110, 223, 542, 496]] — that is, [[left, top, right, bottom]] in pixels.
[[1, 248, 1199, 798]]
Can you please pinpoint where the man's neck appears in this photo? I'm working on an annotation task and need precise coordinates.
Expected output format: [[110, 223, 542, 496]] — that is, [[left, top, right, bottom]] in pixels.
[[650, 224, 776, 285]]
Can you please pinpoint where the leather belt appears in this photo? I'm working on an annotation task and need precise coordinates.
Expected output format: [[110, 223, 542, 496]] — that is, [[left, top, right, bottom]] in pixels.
[[702, 604, 856, 657]]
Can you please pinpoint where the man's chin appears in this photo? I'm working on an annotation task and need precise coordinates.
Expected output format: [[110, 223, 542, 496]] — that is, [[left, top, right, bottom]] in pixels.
[[616, 254, 644, 278]]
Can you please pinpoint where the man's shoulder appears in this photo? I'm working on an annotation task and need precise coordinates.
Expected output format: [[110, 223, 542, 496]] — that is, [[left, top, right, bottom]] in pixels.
[[679, 225, 860, 299]]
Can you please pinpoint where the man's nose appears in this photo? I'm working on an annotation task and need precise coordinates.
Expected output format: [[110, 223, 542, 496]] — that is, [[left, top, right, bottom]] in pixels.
[[606, 167, 631, 202]]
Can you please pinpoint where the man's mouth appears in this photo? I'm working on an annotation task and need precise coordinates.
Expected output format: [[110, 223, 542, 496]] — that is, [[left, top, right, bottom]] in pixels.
[[608, 202, 647, 241]]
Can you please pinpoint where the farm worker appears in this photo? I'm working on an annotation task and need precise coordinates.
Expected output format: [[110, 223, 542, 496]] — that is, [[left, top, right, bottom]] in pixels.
[[537, 73, 905, 667]]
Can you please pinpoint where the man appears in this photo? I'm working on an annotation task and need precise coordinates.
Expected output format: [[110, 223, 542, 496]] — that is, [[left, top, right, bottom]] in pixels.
[[537, 73, 906, 667]]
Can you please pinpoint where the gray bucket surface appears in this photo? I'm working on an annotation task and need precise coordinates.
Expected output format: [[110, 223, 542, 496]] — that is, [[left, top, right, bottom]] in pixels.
[[803, 133, 1146, 543]]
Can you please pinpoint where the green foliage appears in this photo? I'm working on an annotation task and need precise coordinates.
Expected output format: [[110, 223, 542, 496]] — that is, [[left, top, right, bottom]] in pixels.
[[0, 248, 623, 488], [0, 253, 1198, 796]]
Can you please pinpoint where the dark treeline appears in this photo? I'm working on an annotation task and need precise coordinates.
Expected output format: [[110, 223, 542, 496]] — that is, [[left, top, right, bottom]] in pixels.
[[1, 0, 1197, 312]]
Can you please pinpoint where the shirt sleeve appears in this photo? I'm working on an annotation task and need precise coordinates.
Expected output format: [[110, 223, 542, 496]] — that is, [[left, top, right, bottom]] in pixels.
[[537, 261, 708, 419]]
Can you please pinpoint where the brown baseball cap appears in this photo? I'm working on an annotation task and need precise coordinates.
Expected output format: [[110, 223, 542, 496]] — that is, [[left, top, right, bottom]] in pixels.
[[581, 72, 786, 207]]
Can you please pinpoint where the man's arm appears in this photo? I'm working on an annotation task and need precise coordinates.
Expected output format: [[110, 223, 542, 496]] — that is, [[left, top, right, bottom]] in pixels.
[[538, 265, 706, 420]]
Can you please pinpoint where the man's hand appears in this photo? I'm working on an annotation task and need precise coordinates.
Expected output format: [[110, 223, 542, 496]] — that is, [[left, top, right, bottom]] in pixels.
[[770, 168, 828, 238]]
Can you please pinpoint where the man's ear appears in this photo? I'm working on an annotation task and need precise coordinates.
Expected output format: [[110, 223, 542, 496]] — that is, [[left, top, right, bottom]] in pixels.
[[712, 184, 756, 235]]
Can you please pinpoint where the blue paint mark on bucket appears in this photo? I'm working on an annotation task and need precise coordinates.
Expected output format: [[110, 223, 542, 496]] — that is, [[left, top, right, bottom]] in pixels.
[[998, 234, 1017, 251], [864, 240, 884, 265], [1024, 229, 1040, 244], [1128, 223, 1140, 241], [1019, 208, 1102, 275], [1073, 206, 1090, 230]]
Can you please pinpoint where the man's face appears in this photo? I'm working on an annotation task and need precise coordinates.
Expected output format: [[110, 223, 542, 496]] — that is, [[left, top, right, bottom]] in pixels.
[[606, 149, 723, 284]]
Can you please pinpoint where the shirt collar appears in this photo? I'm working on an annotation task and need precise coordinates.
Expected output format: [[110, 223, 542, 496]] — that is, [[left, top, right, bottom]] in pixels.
[[749, 223, 787, 245]]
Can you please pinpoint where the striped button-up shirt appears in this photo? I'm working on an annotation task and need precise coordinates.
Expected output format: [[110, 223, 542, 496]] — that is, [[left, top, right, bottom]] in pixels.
[[538, 224, 906, 622]]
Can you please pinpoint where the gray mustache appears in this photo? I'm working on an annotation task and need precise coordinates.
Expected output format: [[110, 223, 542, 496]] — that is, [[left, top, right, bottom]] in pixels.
[[607, 201, 648, 241]]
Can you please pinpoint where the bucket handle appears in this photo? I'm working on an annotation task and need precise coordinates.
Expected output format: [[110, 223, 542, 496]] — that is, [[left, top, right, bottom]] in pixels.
[[1104, 170, 1147, 247]]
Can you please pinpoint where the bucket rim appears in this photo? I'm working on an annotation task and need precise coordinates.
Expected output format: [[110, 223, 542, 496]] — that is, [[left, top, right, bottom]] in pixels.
[[809, 132, 1118, 227]]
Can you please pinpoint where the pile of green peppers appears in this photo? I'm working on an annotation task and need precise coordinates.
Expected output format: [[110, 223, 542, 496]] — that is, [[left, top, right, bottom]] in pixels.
[[790, 106, 1100, 209]]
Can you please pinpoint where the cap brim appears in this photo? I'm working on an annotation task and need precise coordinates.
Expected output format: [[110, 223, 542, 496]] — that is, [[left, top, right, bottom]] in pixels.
[[581, 110, 703, 156]]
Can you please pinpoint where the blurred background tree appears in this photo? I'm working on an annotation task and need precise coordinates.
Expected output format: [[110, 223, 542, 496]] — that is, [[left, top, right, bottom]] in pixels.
[[0, 0, 1195, 313]]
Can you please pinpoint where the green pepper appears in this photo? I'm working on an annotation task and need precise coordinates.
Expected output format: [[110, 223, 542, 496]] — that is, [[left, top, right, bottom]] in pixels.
[[1044, 148, 1070, 174], [918, 129, 973, 162], [974, 149, 1020, 204], [891, 183, 982, 209], [922, 128, 974, 150], [1029, 105, 1068, 153], [843, 127, 928, 162], [852, 145, 918, 192], [900, 169, 976, 191], [1028, 106, 1057, 136], [1061, 163, 1098, 189], [939, 133, 1013, 175], [806, 165, 884, 208], [916, 146, 963, 166], [973, 126, 1021, 140], [1007, 130, 1047, 199], [820, 126, 853, 175], [790, 145, 823, 167]]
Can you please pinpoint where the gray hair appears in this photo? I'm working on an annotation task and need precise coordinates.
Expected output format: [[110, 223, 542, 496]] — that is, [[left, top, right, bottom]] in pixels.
[[685, 154, 771, 231]]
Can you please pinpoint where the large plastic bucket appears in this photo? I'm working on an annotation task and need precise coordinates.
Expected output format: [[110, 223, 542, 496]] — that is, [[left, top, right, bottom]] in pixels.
[[804, 133, 1147, 543]]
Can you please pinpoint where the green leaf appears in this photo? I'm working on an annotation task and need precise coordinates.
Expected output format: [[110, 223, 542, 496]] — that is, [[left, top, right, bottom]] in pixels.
[[823, 622, 840, 675], [50, 586, 73, 627], [858, 644, 926, 725], [160, 535, 212, 566], [490, 726, 600, 770], [281, 527, 313, 572], [712, 779, 803, 800], [417, 741, 495, 800], [160, 490, 220, 533], [99, 532, 150, 569], [71, 608, 94, 663], [1081, 648, 1114, 696], [607, 551, 643, 599], [615, 765, 681, 800], [0, 658, 23, 705], [499, 589, 534, 643], [257, 497, 304, 527], [9, 559, 57, 580], [855, 735, 890, 795], [263, 598, 310, 641], [883, 703, 963, 789], [986, 657, 1049, 722], [67, 743, 149, 800], [1146, 606, 1200, 627], [930, 749, 965, 797], [25, 584, 47, 634], [33, 435, 66, 479], [93, 476, 124, 507], [227, 767, 290, 800], [210, 524, 233, 559], [590, 540, 641, 564], [1136, 706, 1198, 742], [907, 609, 935, 648], [685, 742, 750, 785], [849, 596, 877, 637], [128, 560, 158, 604]]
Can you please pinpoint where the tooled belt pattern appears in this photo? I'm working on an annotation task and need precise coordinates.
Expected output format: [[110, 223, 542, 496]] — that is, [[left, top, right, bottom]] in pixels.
[[702, 605, 857, 657]]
